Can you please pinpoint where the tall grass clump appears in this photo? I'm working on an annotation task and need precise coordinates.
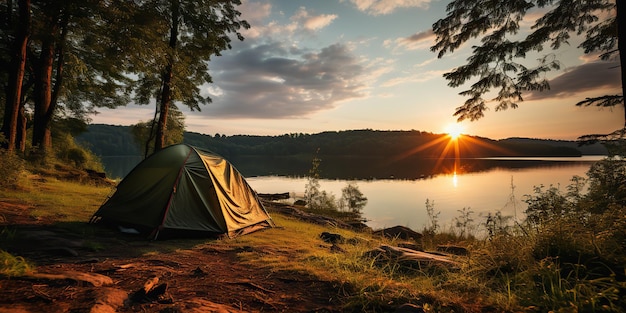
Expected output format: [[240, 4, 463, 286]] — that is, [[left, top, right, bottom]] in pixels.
[[415, 155, 626, 312], [0, 249, 33, 277], [463, 157, 626, 312], [0, 144, 25, 189]]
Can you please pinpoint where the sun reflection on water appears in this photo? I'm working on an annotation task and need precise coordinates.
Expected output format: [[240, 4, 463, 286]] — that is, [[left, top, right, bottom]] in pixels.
[[452, 171, 458, 187]]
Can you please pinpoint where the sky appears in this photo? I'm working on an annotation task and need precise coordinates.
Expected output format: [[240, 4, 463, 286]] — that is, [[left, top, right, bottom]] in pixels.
[[92, 0, 624, 140]]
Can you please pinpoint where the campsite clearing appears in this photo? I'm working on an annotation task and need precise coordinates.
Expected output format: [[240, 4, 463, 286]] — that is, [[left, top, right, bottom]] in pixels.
[[0, 199, 344, 313], [1, 171, 478, 312]]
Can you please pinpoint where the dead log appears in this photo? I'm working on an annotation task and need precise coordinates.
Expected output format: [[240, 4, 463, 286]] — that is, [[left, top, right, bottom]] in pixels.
[[363, 244, 460, 272]]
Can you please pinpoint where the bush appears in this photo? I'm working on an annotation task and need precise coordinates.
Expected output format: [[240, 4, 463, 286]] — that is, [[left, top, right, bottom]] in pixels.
[[339, 182, 367, 213], [53, 133, 104, 172], [0, 148, 25, 189]]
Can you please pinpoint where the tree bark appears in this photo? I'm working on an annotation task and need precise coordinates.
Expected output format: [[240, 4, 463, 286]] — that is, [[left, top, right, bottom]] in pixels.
[[1, 0, 30, 152], [16, 105, 27, 152], [32, 26, 56, 152], [32, 9, 67, 154], [154, 0, 179, 151]]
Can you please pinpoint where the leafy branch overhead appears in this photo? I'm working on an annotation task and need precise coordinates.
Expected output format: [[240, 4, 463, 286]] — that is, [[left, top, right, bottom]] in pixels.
[[431, 0, 621, 122]]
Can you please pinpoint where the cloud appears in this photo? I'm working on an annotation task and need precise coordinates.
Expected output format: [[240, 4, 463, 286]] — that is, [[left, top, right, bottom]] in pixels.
[[292, 7, 338, 31], [204, 41, 368, 119], [238, 0, 273, 39], [240, 2, 337, 38], [387, 29, 435, 52], [346, 0, 431, 15], [526, 61, 621, 100]]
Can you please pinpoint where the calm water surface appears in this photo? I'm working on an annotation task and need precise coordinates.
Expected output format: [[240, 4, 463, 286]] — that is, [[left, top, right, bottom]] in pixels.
[[245, 156, 603, 230]]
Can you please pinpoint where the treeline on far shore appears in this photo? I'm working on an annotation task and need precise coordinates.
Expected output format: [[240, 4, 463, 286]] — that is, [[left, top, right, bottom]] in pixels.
[[76, 124, 607, 160]]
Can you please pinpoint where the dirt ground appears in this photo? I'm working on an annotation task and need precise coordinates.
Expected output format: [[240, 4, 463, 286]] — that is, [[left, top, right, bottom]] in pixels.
[[0, 200, 345, 313]]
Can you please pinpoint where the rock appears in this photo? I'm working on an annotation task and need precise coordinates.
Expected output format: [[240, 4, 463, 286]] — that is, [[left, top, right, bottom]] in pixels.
[[373, 226, 423, 242], [348, 221, 372, 232], [320, 232, 343, 244]]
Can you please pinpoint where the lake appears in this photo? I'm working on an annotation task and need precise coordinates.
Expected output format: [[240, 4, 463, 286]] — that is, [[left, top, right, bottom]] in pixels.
[[100, 155, 604, 233]]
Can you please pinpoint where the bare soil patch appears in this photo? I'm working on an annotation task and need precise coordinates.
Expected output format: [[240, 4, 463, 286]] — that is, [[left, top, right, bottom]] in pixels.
[[0, 200, 344, 312]]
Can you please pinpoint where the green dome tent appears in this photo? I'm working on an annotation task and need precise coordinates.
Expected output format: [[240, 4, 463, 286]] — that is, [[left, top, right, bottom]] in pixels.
[[90, 144, 273, 239]]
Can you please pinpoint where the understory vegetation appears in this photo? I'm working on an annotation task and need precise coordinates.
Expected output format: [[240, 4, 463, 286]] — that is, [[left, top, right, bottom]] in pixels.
[[304, 152, 368, 217], [0, 131, 103, 189], [300, 150, 626, 311], [1, 145, 625, 312], [418, 156, 626, 312]]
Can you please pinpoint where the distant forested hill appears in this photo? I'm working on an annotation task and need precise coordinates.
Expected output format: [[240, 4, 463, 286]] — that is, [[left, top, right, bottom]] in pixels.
[[76, 124, 607, 158], [498, 137, 607, 155], [76, 124, 141, 156]]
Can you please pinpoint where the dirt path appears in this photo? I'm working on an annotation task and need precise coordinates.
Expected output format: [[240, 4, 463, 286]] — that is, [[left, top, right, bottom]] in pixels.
[[0, 201, 343, 312]]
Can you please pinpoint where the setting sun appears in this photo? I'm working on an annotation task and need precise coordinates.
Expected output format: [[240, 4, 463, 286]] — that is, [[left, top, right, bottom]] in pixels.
[[445, 123, 464, 140]]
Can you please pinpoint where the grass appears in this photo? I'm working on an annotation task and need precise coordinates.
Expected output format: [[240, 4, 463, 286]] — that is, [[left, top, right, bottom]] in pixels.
[[0, 174, 112, 222], [0, 173, 482, 311], [0, 250, 33, 277], [1, 165, 625, 312]]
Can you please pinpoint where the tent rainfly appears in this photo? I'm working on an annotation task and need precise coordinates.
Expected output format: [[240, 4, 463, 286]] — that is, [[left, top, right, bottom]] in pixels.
[[90, 144, 273, 239]]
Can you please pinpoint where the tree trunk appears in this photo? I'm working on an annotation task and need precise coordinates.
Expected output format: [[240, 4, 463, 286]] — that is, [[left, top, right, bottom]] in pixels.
[[16, 105, 27, 152], [155, 65, 173, 151], [32, 30, 56, 152], [617, 0, 626, 127], [32, 10, 67, 154], [1, 0, 30, 152], [154, 0, 179, 151]]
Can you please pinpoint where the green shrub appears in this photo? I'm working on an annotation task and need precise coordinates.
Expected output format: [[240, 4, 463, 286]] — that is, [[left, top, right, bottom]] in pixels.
[[0, 148, 25, 189], [53, 133, 104, 172], [339, 182, 368, 213]]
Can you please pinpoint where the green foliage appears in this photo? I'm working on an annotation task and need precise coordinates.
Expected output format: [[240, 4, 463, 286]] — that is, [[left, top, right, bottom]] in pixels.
[[339, 182, 368, 213], [304, 152, 367, 215], [0, 148, 25, 189], [75, 124, 141, 156], [303, 151, 336, 212], [586, 157, 626, 212], [431, 0, 620, 121], [483, 211, 512, 240], [83, 126, 602, 163], [525, 259, 624, 312], [454, 207, 474, 239], [414, 154, 626, 312], [53, 133, 103, 171]]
